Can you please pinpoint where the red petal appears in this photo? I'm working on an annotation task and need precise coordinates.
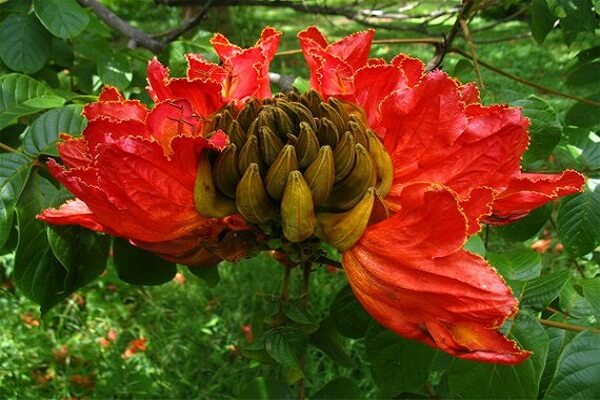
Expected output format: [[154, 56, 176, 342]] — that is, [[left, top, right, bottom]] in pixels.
[[37, 198, 107, 233], [328, 29, 374, 70], [297, 26, 328, 49], [163, 78, 224, 117], [98, 86, 124, 102], [351, 64, 406, 127], [391, 54, 424, 87], [343, 183, 529, 364], [186, 54, 227, 81], [57, 135, 91, 169], [460, 82, 480, 105], [222, 47, 263, 100], [460, 187, 495, 235], [256, 27, 282, 61], [147, 58, 171, 102], [83, 100, 148, 123], [211, 32, 242, 60], [82, 118, 149, 157], [490, 170, 585, 223], [146, 99, 203, 154]]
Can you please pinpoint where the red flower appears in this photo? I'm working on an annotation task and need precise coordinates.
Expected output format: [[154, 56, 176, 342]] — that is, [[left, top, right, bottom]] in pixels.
[[300, 27, 584, 364], [39, 26, 585, 365], [37, 31, 284, 266]]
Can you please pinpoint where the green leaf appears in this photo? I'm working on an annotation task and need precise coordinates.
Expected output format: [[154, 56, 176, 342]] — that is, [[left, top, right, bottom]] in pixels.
[[521, 270, 572, 311], [309, 317, 356, 368], [531, 0, 557, 43], [13, 172, 73, 313], [311, 378, 362, 399], [513, 96, 562, 164], [449, 313, 549, 399], [33, 0, 89, 39], [576, 278, 600, 320], [22, 95, 65, 109], [97, 53, 132, 90], [567, 61, 600, 88], [565, 92, 600, 128], [330, 284, 372, 339], [539, 324, 572, 397], [0, 74, 54, 130], [495, 205, 552, 241], [559, 0, 597, 45], [0, 153, 32, 248], [112, 238, 177, 285], [366, 322, 436, 397], [23, 105, 86, 157], [264, 326, 307, 371], [488, 249, 542, 281], [237, 377, 294, 400], [557, 191, 600, 257], [187, 264, 220, 287], [545, 330, 600, 399], [464, 234, 485, 256], [46, 225, 109, 290], [0, 13, 51, 74], [0, 0, 32, 13], [563, 129, 600, 172]]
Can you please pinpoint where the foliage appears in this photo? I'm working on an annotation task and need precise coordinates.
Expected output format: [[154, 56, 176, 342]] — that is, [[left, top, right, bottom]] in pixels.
[[1, 0, 599, 398]]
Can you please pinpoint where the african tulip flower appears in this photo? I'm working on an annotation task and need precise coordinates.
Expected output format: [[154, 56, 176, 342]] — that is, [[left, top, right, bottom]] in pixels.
[[39, 27, 585, 364]]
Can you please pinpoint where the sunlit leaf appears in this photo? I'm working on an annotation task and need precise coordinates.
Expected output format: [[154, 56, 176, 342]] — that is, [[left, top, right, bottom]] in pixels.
[[557, 191, 600, 257]]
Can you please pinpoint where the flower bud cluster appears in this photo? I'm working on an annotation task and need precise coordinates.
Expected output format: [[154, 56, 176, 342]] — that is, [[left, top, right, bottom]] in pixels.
[[195, 91, 393, 248]]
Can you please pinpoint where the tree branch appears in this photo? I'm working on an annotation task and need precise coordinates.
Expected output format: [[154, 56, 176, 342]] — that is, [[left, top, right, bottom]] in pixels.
[[450, 47, 600, 107], [159, 0, 215, 43], [77, 0, 164, 53]]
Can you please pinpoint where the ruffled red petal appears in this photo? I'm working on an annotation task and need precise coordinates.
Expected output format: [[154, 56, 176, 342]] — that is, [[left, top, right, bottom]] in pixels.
[[56, 134, 91, 169], [343, 183, 530, 364], [38, 198, 108, 233], [489, 170, 585, 223], [83, 99, 148, 123], [186, 54, 227, 81], [460, 187, 495, 235], [391, 54, 424, 87], [98, 85, 124, 102], [351, 64, 406, 127], [211, 32, 242, 60], [146, 99, 203, 154], [328, 29, 374, 70]]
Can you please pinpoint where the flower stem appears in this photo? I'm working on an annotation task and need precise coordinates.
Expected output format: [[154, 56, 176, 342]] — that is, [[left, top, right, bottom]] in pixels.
[[280, 264, 292, 303], [298, 262, 311, 400], [539, 318, 600, 334]]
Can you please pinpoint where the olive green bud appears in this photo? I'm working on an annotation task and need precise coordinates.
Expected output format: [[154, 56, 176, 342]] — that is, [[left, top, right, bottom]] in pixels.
[[325, 144, 376, 210], [328, 97, 350, 124], [265, 145, 298, 200], [237, 99, 260, 131], [259, 126, 284, 165], [296, 121, 320, 168], [348, 119, 368, 148], [366, 129, 394, 197], [238, 134, 264, 175], [333, 131, 356, 182], [301, 90, 322, 116], [194, 151, 237, 218], [236, 163, 274, 224], [316, 118, 339, 148], [228, 120, 246, 149], [320, 102, 345, 133], [281, 171, 317, 242], [316, 188, 377, 252], [278, 101, 317, 132], [270, 106, 294, 139], [303, 146, 335, 207], [213, 144, 241, 199]]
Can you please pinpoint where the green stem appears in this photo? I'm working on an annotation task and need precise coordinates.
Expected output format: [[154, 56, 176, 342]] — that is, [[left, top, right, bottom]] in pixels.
[[539, 318, 600, 334]]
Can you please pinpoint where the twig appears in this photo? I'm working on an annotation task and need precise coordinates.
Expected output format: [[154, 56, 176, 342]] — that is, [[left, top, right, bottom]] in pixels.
[[450, 47, 600, 107], [539, 318, 600, 334], [77, 0, 164, 53], [315, 257, 343, 269], [545, 306, 569, 317], [160, 0, 215, 42], [459, 17, 484, 88], [0, 142, 20, 154], [426, 0, 474, 71]]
